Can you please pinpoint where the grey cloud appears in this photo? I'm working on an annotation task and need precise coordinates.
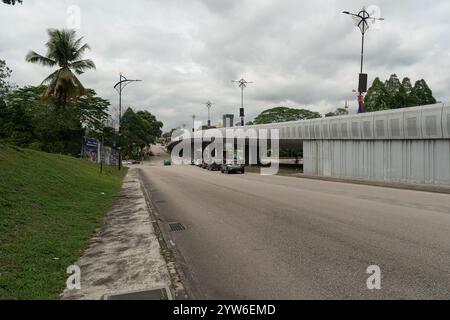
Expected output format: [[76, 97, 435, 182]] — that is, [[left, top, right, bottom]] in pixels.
[[0, 0, 449, 130]]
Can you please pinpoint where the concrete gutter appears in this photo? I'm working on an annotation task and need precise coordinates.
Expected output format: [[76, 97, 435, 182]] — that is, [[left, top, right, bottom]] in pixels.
[[61, 168, 172, 300]]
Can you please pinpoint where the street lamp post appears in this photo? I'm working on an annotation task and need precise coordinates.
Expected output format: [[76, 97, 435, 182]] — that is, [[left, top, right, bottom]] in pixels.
[[113, 73, 142, 170], [343, 8, 384, 113], [192, 114, 196, 132], [204, 101, 214, 128], [232, 78, 253, 126]]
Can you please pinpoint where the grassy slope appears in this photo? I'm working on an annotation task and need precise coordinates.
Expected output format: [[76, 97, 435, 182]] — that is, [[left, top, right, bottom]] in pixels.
[[0, 145, 127, 300]]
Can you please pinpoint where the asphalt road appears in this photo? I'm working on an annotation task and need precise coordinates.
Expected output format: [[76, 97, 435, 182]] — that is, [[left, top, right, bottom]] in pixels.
[[140, 163, 450, 299]]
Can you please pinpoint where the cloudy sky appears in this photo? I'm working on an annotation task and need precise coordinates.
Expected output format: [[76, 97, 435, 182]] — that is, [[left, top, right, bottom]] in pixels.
[[1, 0, 449, 130]]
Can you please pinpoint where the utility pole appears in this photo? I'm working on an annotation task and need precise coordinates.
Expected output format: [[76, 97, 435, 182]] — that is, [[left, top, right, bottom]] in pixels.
[[113, 73, 142, 170], [100, 127, 105, 174], [232, 78, 253, 126], [204, 101, 214, 128], [343, 7, 384, 113]]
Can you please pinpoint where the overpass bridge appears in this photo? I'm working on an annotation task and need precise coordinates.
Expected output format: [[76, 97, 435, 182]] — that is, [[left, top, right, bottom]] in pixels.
[[170, 103, 450, 186]]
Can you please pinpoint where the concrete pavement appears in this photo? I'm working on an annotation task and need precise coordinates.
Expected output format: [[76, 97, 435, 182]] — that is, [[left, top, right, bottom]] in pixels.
[[140, 164, 450, 299], [61, 169, 172, 300]]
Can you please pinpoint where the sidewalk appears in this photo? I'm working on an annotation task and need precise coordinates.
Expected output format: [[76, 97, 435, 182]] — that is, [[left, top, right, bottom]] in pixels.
[[61, 169, 171, 300], [292, 173, 450, 194]]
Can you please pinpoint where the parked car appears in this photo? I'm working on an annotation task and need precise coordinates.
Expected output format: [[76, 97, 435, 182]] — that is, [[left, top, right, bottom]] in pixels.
[[221, 163, 245, 174], [207, 162, 222, 171], [195, 159, 203, 167], [164, 160, 172, 166], [201, 161, 209, 169]]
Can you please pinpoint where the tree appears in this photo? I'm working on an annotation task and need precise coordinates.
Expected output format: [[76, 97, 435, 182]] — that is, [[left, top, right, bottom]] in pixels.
[[401, 77, 418, 107], [325, 108, 349, 117], [385, 74, 403, 109], [253, 107, 321, 124], [364, 77, 390, 112], [412, 79, 437, 106], [120, 108, 164, 159], [77, 89, 110, 133], [365, 75, 437, 111], [0, 59, 15, 98], [26, 29, 96, 104], [1, 85, 112, 155], [101, 126, 119, 148], [0, 86, 43, 146], [136, 110, 163, 144], [2, 0, 22, 4]]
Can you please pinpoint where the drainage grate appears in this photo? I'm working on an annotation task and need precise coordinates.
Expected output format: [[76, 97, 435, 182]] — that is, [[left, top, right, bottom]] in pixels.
[[103, 287, 173, 300], [169, 222, 186, 232]]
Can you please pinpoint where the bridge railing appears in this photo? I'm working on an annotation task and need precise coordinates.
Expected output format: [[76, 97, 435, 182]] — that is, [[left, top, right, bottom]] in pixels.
[[196, 102, 450, 141], [170, 103, 449, 145]]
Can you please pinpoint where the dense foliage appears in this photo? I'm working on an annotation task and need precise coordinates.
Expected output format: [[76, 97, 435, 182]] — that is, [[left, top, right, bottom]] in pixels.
[[365, 74, 437, 112], [251, 107, 321, 124], [2, 0, 22, 5], [0, 59, 15, 96], [120, 108, 163, 159], [0, 85, 111, 155], [325, 107, 349, 117]]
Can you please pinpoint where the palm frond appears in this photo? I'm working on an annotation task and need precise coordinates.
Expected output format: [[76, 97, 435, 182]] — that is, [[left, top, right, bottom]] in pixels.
[[25, 51, 57, 67], [73, 43, 91, 60], [41, 69, 61, 85], [28, 28, 95, 104], [70, 59, 96, 75]]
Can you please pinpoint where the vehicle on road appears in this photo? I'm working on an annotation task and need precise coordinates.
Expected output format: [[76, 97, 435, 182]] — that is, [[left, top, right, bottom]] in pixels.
[[221, 163, 245, 174], [164, 160, 172, 166], [201, 161, 209, 169], [195, 159, 203, 167], [207, 162, 222, 171]]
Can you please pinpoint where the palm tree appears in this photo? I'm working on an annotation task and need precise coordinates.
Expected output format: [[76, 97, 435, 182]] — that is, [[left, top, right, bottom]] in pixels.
[[26, 29, 96, 104]]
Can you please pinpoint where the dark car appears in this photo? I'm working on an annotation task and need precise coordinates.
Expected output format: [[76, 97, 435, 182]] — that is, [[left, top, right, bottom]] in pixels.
[[207, 162, 222, 171], [221, 163, 245, 174], [201, 161, 209, 169]]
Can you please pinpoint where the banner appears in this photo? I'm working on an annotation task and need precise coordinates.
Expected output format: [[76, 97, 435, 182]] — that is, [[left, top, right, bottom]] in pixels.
[[82, 137, 99, 163]]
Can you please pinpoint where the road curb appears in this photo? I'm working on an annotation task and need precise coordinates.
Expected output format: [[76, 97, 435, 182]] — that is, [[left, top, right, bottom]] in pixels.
[[138, 168, 190, 300], [290, 173, 450, 194]]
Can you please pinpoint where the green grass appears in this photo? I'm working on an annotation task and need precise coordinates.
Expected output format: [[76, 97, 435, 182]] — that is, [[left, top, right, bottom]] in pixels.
[[0, 145, 127, 300]]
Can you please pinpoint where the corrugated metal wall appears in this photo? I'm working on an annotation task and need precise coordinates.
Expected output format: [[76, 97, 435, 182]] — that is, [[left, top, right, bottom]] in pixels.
[[304, 140, 450, 186]]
